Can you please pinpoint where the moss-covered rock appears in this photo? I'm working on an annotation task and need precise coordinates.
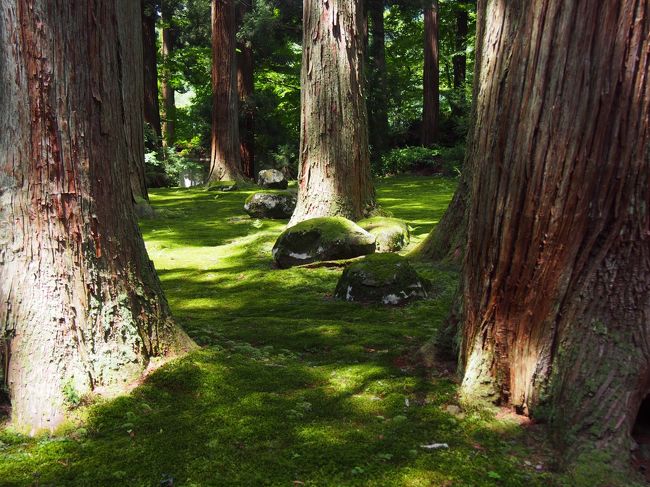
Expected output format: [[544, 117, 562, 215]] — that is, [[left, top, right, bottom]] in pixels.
[[244, 191, 297, 219], [257, 169, 288, 189], [134, 197, 155, 219], [334, 253, 430, 305], [358, 216, 410, 252], [272, 217, 376, 268]]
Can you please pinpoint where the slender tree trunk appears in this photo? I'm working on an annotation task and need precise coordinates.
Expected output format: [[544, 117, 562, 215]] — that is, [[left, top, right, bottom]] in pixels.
[[0, 0, 194, 434], [237, 0, 255, 180], [367, 0, 389, 159], [422, 0, 439, 146], [208, 0, 244, 182], [160, 2, 176, 148], [142, 0, 163, 144], [459, 0, 650, 470], [290, 0, 375, 225], [453, 2, 468, 89]]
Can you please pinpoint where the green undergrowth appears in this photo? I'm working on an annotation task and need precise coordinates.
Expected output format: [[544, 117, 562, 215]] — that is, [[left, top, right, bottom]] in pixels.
[[0, 176, 559, 486]]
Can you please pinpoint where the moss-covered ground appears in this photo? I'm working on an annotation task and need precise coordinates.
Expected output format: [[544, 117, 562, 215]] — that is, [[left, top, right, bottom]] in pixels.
[[0, 176, 560, 486]]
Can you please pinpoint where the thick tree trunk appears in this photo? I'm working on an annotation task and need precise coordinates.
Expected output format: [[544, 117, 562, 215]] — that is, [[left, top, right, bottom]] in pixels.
[[453, 3, 468, 89], [367, 0, 389, 159], [0, 0, 194, 434], [208, 0, 244, 182], [160, 3, 176, 148], [290, 0, 375, 225], [459, 0, 650, 468], [237, 0, 255, 180], [142, 0, 163, 144], [422, 1, 439, 146]]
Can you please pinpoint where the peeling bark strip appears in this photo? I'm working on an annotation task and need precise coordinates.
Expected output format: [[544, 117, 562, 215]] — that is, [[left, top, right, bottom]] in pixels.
[[0, 0, 193, 434], [290, 0, 375, 225], [208, 0, 244, 183], [460, 0, 650, 462]]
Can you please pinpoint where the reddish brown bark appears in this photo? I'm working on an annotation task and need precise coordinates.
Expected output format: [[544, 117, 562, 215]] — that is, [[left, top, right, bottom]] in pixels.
[[237, 0, 255, 180], [0, 0, 193, 434], [422, 1, 439, 146], [460, 0, 650, 468], [208, 0, 244, 182], [290, 0, 375, 225], [142, 0, 162, 143]]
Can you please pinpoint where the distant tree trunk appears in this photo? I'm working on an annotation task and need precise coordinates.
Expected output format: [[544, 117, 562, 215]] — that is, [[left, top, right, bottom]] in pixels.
[[142, 0, 162, 144], [413, 0, 487, 262], [122, 1, 149, 202], [160, 2, 176, 148], [453, 2, 468, 89], [237, 0, 255, 180], [0, 0, 194, 434], [459, 0, 649, 470], [367, 0, 389, 159], [208, 0, 244, 182], [290, 0, 375, 225], [422, 0, 439, 146]]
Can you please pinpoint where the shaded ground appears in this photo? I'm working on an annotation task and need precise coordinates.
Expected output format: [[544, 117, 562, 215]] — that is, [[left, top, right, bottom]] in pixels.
[[0, 176, 559, 486]]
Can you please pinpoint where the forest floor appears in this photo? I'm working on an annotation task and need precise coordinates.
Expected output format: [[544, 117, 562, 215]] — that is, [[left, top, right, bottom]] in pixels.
[[0, 176, 568, 486]]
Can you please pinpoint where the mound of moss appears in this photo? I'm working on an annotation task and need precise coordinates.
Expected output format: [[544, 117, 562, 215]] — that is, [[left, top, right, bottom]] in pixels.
[[334, 253, 430, 305], [272, 216, 375, 268], [358, 216, 410, 252], [244, 191, 297, 219]]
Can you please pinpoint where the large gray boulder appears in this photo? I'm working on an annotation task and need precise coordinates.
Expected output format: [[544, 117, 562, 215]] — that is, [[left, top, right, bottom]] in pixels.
[[272, 217, 376, 268], [257, 169, 288, 189], [358, 217, 410, 252], [334, 254, 430, 305], [244, 191, 297, 219]]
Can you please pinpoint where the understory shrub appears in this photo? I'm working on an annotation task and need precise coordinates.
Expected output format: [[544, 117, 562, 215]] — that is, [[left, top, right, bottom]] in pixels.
[[376, 144, 464, 176]]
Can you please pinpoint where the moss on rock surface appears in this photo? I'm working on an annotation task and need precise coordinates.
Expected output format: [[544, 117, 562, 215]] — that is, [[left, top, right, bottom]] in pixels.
[[272, 217, 375, 268], [244, 191, 297, 219], [334, 253, 430, 305], [358, 217, 410, 252], [257, 169, 288, 189]]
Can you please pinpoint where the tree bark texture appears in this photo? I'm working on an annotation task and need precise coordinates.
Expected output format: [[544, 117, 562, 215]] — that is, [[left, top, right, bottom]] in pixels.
[[453, 2, 468, 89], [367, 0, 389, 158], [422, 1, 439, 146], [142, 0, 163, 144], [290, 0, 375, 225], [208, 0, 244, 182], [160, 3, 176, 148], [460, 0, 650, 464], [0, 0, 194, 434], [122, 0, 148, 202], [237, 0, 255, 180]]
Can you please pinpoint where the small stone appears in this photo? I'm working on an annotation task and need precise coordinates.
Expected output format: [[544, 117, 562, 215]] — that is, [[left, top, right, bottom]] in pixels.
[[334, 254, 430, 305], [244, 191, 297, 219], [272, 217, 375, 268], [257, 169, 288, 189]]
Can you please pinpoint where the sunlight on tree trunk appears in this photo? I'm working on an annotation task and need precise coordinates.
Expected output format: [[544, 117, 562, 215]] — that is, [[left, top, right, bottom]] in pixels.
[[459, 0, 650, 471], [0, 0, 194, 435], [161, 2, 176, 148], [290, 0, 375, 225], [142, 0, 162, 144]]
